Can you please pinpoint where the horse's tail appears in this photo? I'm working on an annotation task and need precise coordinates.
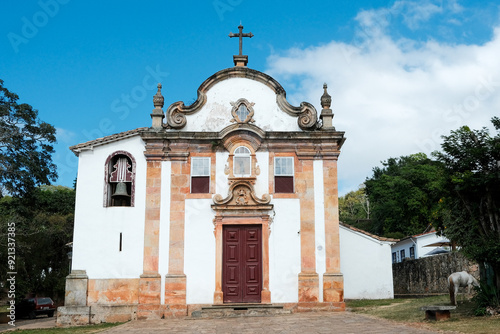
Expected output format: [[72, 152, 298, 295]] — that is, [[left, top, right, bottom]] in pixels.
[[449, 276, 456, 305]]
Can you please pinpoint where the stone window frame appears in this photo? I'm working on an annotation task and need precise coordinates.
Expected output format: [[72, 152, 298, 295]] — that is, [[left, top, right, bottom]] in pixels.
[[233, 146, 252, 177], [103, 150, 136, 207], [274, 156, 294, 193], [268, 152, 298, 198], [191, 156, 211, 194], [226, 143, 259, 182], [230, 98, 255, 124]]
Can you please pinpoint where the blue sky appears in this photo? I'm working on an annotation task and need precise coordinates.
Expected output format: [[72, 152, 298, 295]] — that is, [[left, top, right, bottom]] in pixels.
[[1, 0, 499, 195]]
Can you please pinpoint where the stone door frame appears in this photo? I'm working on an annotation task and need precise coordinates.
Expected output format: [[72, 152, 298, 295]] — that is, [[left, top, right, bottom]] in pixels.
[[213, 214, 271, 304]]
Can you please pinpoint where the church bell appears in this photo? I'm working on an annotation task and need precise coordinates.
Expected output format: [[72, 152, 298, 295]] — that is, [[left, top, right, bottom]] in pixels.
[[112, 182, 130, 197]]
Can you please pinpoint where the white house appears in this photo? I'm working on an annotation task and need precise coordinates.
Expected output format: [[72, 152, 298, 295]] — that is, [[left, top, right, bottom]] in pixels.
[[391, 228, 451, 263]]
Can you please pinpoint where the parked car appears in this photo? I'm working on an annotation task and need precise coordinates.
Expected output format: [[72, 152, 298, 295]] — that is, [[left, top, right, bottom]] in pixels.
[[16, 297, 56, 319]]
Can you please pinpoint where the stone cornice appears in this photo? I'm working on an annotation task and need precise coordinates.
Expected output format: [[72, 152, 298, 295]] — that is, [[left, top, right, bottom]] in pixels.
[[165, 67, 318, 131], [140, 126, 345, 160]]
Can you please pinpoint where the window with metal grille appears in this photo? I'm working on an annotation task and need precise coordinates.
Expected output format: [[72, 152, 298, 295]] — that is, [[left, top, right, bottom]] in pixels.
[[236, 104, 249, 122]]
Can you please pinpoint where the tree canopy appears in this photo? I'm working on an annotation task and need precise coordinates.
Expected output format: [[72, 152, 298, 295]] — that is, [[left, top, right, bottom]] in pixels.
[[364, 153, 447, 237], [0, 79, 57, 197], [339, 185, 373, 232], [434, 117, 500, 289], [0, 185, 75, 302]]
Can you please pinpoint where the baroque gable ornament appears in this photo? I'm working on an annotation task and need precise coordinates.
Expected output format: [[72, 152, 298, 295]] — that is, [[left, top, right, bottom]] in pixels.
[[164, 67, 318, 130], [213, 180, 271, 207], [230, 98, 255, 124]]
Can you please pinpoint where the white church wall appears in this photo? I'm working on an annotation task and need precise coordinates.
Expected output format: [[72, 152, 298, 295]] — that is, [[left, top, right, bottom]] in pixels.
[[72, 136, 146, 279], [269, 199, 301, 303], [184, 199, 216, 304], [158, 160, 171, 304], [215, 151, 229, 197], [340, 226, 394, 299], [313, 160, 326, 302], [255, 151, 269, 197], [183, 78, 300, 133]]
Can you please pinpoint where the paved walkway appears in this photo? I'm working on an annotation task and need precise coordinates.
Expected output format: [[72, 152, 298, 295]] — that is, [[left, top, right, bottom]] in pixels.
[[101, 312, 440, 334]]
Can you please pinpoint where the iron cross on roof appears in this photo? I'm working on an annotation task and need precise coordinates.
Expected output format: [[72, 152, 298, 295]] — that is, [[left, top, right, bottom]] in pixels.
[[229, 24, 253, 56]]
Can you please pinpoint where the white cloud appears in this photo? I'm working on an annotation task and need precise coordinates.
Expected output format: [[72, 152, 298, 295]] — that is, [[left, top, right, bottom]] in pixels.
[[266, 10, 500, 196], [55, 127, 76, 143], [355, 0, 444, 33]]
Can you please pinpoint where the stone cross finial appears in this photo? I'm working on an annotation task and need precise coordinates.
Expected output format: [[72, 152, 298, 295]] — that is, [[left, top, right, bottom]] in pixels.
[[229, 24, 253, 67], [229, 24, 253, 55]]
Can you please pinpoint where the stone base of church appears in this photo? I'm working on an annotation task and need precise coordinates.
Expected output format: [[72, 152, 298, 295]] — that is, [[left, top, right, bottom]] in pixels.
[[56, 306, 90, 326], [322, 273, 344, 302], [294, 302, 345, 312], [164, 274, 187, 304], [56, 305, 138, 326], [163, 304, 188, 318], [298, 272, 320, 302], [137, 274, 162, 320]]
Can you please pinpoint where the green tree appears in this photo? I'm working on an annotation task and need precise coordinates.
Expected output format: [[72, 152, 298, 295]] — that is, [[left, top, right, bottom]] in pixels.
[[0, 186, 75, 302], [339, 185, 371, 228], [0, 79, 57, 197], [365, 153, 447, 237], [434, 118, 500, 289]]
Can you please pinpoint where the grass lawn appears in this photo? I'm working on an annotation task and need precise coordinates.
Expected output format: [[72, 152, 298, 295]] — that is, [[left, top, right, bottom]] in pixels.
[[0, 323, 121, 334], [346, 295, 500, 334]]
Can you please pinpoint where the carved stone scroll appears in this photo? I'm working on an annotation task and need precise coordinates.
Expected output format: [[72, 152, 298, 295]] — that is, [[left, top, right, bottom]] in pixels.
[[213, 180, 271, 207], [165, 67, 318, 130]]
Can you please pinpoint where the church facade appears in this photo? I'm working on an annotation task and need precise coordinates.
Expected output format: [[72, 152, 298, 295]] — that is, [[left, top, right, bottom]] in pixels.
[[58, 32, 393, 324]]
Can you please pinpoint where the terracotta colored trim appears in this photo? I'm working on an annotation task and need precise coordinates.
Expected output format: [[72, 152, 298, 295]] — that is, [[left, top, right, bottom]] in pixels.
[[296, 159, 319, 302], [167, 160, 190, 275], [142, 161, 162, 273], [186, 193, 213, 199], [323, 160, 340, 273], [297, 159, 316, 273]]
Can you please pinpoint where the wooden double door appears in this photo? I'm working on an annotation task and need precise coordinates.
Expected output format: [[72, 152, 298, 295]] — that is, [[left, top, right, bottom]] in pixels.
[[223, 225, 262, 303]]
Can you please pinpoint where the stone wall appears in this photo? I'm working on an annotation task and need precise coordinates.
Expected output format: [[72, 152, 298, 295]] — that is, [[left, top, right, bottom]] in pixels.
[[393, 252, 479, 296]]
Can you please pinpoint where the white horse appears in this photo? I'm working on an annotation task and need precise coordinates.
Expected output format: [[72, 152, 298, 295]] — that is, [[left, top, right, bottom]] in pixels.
[[448, 271, 479, 305]]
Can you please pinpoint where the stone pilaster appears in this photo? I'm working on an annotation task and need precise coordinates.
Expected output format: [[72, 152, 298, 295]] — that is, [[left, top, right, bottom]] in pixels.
[[296, 158, 319, 302], [164, 159, 189, 317], [322, 159, 344, 303], [138, 160, 162, 319]]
